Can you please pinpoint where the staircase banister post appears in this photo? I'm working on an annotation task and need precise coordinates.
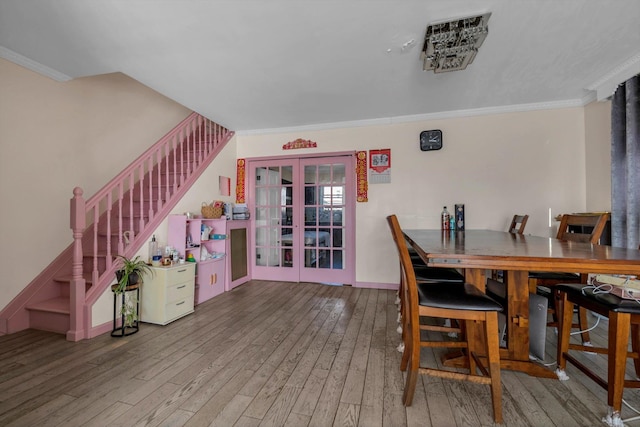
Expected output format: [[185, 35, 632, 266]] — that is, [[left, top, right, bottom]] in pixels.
[[68, 187, 87, 341]]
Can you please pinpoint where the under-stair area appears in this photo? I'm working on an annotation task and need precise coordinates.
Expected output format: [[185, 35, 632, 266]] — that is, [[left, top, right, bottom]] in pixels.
[[1, 113, 234, 340]]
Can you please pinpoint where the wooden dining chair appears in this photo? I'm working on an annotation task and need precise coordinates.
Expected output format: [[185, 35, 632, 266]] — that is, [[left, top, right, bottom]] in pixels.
[[388, 216, 464, 345], [529, 213, 608, 342], [387, 214, 504, 424], [556, 282, 640, 427], [492, 214, 530, 281], [508, 214, 529, 234]]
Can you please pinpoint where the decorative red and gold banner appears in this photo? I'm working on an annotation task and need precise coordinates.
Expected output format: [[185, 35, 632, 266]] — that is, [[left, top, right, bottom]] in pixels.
[[235, 158, 246, 203], [356, 151, 368, 202], [283, 138, 317, 150]]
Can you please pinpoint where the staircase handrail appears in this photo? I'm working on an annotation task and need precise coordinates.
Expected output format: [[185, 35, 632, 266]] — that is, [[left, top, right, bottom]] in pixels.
[[68, 112, 234, 340]]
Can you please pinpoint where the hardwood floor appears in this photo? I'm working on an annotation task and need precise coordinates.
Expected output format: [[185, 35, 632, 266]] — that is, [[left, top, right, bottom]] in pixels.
[[1, 281, 640, 426]]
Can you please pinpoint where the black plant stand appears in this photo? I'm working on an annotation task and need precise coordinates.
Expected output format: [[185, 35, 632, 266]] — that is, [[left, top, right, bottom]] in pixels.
[[111, 284, 140, 337]]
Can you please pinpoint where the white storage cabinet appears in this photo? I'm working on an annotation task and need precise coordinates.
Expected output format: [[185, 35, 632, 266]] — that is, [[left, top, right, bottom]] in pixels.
[[140, 263, 196, 325]]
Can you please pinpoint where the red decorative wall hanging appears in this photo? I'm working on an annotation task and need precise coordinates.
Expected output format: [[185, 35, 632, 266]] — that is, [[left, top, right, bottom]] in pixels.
[[235, 158, 246, 203], [282, 138, 317, 150], [369, 148, 391, 184], [356, 151, 368, 202]]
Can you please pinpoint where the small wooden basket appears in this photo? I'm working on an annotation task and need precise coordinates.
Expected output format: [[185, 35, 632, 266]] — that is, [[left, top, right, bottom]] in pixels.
[[201, 201, 223, 219]]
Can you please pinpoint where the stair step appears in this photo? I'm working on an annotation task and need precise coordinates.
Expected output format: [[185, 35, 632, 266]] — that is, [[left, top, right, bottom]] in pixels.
[[54, 273, 94, 285], [27, 297, 71, 335], [27, 297, 70, 314]]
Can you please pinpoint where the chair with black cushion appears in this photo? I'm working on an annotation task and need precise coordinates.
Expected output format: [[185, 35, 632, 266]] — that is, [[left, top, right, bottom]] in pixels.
[[387, 214, 504, 424], [556, 282, 640, 426], [389, 216, 464, 335], [529, 213, 608, 342]]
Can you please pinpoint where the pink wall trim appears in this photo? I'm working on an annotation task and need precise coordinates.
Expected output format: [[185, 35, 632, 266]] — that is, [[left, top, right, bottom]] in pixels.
[[87, 320, 115, 339], [354, 281, 398, 291]]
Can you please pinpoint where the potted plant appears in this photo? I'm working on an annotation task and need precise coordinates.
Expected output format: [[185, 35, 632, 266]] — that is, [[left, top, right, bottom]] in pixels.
[[114, 255, 152, 293], [112, 255, 153, 334]]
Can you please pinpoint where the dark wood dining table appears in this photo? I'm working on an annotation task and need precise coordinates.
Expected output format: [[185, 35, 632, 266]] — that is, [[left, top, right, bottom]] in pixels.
[[402, 229, 640, 378]]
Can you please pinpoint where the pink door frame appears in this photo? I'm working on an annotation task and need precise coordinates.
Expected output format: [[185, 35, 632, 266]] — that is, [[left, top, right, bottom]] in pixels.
[[246, 152, 356, 285]]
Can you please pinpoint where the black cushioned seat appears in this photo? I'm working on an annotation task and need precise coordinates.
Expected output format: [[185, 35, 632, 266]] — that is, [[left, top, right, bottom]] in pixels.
[[529, 271, 579, 281], [414, 265, 465, 283], [556, 283, 640, 314], [408, 246, 465, 283], [418, 282, 503, 312]]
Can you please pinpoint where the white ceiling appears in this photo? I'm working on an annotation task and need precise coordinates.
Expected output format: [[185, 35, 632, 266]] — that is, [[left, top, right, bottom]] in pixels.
[[2, 1, 640, 134]]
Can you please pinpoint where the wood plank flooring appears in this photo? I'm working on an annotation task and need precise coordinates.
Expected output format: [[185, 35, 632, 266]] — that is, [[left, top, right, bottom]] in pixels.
[[1, 281, 640, 426]]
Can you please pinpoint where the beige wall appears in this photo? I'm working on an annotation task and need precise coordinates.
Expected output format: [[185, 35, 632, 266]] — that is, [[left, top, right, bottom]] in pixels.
[[584, 100, 612, 211], [238, 106, 610, 286], [1, 55, 613, 316], [0, 58, 191, 311]]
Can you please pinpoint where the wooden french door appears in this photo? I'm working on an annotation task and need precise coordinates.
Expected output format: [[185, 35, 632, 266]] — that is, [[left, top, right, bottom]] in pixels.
[[248, 154, 355, 285]]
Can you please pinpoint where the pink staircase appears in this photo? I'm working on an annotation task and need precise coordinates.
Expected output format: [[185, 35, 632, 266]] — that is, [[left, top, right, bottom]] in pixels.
[[0, 113, 234, 341]]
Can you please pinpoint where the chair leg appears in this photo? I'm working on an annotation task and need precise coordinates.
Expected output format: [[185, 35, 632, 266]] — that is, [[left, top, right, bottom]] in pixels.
[[577, 306, 591, 343], [465, 319, 478, 375], [484, 312, 503, 424], [553, 289, 591, 343], [403, 347, 420, 406], [400, 323, 410, 372], [608, 312, 631, 416], [632, 324, 640, 377], [556, 292, 573, 373]]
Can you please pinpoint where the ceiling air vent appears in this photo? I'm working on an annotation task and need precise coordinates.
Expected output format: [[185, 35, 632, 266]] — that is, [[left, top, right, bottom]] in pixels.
[[421, 12, 491, 73]]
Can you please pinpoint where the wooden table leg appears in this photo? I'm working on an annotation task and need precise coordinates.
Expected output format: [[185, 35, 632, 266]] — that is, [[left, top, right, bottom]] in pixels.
[[505, 270, 529, 362], [442, 268, 556, 379], [465, 268, 486, 292]]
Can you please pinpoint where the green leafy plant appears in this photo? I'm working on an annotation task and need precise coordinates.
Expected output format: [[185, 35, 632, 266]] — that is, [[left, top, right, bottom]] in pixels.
[[114, 255, 152, 293], [113, 255, 153, 327]]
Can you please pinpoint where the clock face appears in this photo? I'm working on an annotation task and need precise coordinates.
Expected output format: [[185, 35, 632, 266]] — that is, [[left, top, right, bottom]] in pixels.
[[420, 129, 442, 151]]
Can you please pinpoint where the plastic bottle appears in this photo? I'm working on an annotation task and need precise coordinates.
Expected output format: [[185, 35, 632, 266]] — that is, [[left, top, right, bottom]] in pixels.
[[449, 216, 455, 231], [441, 206, 450, 230], [148, 235, 158, 264]]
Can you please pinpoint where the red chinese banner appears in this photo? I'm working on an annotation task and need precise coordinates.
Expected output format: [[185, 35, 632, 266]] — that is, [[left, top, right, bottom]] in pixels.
[[356, 151, 368, 202], [235, 158, 246, 203]]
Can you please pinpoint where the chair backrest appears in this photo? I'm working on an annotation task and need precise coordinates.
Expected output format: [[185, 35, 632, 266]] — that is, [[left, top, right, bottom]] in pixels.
[[386, 214, 420, 331], [508, 214, 529, 234], [556, 213, 608, 244], [386, 215, 414, 281]]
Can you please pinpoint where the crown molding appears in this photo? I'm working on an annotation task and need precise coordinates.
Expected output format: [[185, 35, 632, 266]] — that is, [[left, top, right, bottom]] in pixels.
[[236, 98, 585, 136], [586, 53, 640, 101], [0, 46, 71, 82]]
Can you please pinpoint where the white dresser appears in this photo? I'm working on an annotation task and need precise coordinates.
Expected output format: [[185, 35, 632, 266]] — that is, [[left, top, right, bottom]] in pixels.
[[140, 263, 196, 325]]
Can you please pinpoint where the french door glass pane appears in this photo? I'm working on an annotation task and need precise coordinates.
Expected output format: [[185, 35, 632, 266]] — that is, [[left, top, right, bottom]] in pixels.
[[254, 165, 293, 268], [302, 163, 345, 270]]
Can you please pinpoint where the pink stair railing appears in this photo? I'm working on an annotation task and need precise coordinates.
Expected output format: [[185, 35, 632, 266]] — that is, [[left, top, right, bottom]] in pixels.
[[68, 113, 234, 340]]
